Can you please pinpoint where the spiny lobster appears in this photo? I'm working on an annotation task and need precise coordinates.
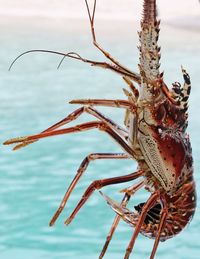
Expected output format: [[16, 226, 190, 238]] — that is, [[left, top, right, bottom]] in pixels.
[[4, 0, 196, 258]]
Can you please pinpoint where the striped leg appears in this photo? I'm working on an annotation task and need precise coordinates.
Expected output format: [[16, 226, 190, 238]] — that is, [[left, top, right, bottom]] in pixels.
[[49, 153, 130, 226], [180, 67, 191, 111]]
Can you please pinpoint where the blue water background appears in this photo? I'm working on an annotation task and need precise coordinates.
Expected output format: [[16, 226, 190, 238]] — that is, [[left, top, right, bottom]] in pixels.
[[1, 15, 200, 259]]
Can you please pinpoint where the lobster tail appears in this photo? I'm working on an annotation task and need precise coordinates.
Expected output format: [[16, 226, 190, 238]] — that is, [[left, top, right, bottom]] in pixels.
[[102, 172, 196, 242], [143, 0, 157, 25]]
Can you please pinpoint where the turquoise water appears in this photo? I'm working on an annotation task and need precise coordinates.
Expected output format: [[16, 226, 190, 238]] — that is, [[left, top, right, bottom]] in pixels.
[[1, 16, 200, 259]]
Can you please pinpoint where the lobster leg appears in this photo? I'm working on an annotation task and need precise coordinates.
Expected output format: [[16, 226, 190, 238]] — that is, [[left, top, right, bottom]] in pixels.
[[99, 194, 130, 259], [49, 152, 130, 226], [4, 121, 136, 157], [124, 192, 159, 259], [10, 104, 131, 150], [99, 180, 145, 259], [64, 170, 144, 225], [84, 0, 140, 85], [123, 76, 139, 97], [150, 198, 168, 259], [69, 99, 136, 110]]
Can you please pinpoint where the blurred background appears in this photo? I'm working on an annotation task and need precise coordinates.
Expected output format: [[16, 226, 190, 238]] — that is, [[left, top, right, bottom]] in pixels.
[[0, 1, 200, 259]]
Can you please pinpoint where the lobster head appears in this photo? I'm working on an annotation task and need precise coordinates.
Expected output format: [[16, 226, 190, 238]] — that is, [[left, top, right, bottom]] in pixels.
[[138, 69, 192, 194]]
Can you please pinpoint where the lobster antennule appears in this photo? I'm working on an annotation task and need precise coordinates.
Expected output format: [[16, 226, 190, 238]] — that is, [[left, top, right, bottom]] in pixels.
[[143, 0, 157, 25]]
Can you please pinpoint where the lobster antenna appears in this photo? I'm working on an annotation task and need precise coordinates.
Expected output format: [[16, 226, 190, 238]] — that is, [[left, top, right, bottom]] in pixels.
[[57, 56, 66, 69], [8, 50, 67, 71], [143, 0, 157, 24], [8, 50, 89, 71], [92, 0, 97, 22], [58, 0, 97, 70], [85, 0, 97, 24], [56, 52, 88, 69]]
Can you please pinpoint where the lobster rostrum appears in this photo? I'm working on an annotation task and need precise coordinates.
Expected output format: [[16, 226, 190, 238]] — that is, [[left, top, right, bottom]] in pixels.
[[4, 0, 196, 258]]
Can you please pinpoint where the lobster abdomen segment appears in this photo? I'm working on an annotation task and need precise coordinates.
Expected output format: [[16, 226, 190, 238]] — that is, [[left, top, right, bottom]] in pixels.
[[139, 174, 196, 241], [103, 173, 196, 242]]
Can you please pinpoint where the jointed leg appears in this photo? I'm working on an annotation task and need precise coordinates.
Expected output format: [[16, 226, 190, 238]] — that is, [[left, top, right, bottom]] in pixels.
[[64, 170, 144, 225], [8, 107, 86, 150], [124, 192, 159, 259], [123, 76, 139, 97], [10, 102, 132, 150], [150, 198, 168, 259], [99, 180, 145, 259], [70, 99, 136, 137], [4, 121, 136, 158], [29, 99, 132, 135], [69, 99, 136, 112], [84, 0, 141, 84], [49, 152, 130, 226], [84, 106, 129, 137], [99, 194, 130, 259]]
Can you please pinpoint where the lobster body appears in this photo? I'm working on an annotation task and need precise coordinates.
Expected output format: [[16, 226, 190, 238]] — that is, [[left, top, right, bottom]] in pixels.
[[4, 0, 196, 258], [122, 0, 197, 242]]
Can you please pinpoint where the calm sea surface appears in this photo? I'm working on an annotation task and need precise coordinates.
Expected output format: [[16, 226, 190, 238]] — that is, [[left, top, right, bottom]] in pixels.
[[0, 14, 200, 259]]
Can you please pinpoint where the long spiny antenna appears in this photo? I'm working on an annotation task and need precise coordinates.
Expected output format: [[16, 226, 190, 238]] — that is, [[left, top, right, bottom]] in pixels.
[[8, 48, 141, 83], [143, 0, 157, 25]]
